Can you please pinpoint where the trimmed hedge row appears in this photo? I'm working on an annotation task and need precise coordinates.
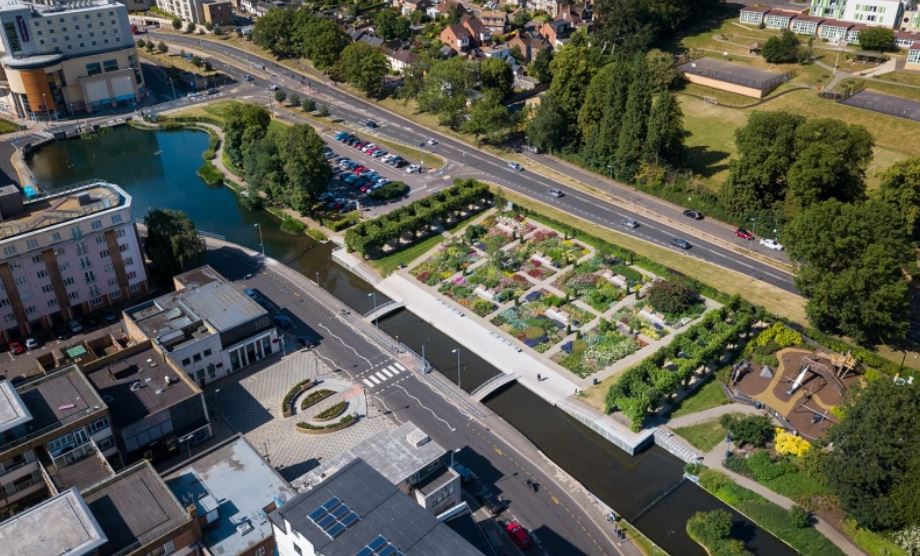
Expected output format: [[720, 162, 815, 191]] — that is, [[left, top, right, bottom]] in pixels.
[[300, 389, 334, 410], [282, 379, 314, 418], [606, 298, 761, 430], [314, 400, 347, 421], [345, 179, 491, 256], [297, 414, 356, 434]]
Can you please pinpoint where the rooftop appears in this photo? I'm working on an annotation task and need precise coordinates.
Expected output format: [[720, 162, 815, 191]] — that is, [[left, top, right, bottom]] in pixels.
[[0, 379, 32, 434], [82, 461, 192, 556], [165, 436, 296, 556], [271, 459, 480, 556], [679, 57, 787, 92], [0, 488, 107, 556], [0, 182, 128, 241], [49, 450, 114, 491], [85, 346, 198, 426], [293, 423, 447, 490]]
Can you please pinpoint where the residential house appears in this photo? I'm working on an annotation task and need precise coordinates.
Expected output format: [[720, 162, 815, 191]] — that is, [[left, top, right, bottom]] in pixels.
[[529, 0, 560, 14], [384, 48, 419, 73], [540, 18, 573, 47], [480, 10, 509, 34], [739, 5, 770, 25], [907, 41, 920, 68], [440, 23, 472, 52], [790, 15, 824, 34], [399, 0, 429, 16], [507, 29, 551, 63], [428, 0, 466, 20], [462, 15, 492, 44], [763, 10, 798, 29]]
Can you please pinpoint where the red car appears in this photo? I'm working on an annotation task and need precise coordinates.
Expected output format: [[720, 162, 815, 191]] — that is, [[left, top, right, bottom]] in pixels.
[[735, 228, 755, 240], [8, 341, 24, 355], [354, 167, 370, 175], [505, 522, 533, 550]]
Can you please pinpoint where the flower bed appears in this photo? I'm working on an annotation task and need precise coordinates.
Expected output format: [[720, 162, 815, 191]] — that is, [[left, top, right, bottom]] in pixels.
[[466, 264, 532, 303], [412, 240, 480, 286], [438, 278, 497, 317], [314, 400, 348, 421], [520, 258, 557, 281], [491, 296, 594, 352], [554, 322, 641, 377], [300, 388, 334, 410], [522, 229, 589, 268], [296, 414, 356, 434], [282, 379, 314, 418]]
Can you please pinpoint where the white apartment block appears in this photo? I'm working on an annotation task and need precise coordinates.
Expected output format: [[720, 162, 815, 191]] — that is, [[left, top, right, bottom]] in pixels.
[[0, 182, 148, 340], [842, 0, 904, 27], [0, 0, 144, 119]]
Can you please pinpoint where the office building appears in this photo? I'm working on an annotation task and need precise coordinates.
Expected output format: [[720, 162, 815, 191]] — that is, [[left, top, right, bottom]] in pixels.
[[124, 265, 279, 386], [271, 459, 481, 556], [166, 435, 296, 556], [156, 0, 232, 25], [0, 181, 148, 340], [0, 0, 144, 118], [811, 0, 905, 27]]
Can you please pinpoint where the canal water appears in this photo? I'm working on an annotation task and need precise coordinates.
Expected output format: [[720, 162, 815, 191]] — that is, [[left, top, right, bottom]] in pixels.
[[28, 125, 793, 555]]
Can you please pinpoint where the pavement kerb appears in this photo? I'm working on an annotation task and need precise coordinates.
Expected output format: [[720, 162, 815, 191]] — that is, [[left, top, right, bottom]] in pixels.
[[150, 31, 794, 281]]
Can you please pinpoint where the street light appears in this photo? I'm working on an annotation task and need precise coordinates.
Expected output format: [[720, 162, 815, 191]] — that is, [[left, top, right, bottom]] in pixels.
[[451, 348, 461, 391], [368, 291, 377, 327], [253, 223, 265, 256]]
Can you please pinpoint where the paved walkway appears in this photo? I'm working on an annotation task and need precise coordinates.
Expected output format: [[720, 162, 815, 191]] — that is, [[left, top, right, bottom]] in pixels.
[[667, 402, 760, 428]]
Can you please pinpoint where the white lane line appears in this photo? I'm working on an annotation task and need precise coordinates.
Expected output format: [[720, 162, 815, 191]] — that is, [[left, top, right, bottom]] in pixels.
[[394, 384, 455, 432], [363, 379, 375, 388], [369, 375, 381, 385], [381, 367, 395, 378], [374, 371, 387, 381]]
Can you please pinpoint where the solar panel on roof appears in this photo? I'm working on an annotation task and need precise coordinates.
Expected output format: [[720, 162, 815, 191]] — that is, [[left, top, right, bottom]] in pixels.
[[368, 536, 387, 550], [309, 496, 361, 539], [331, 505, 349, 519], [322, 497, 342, 511], [378, 545, 397, 556], [328, 522, 347, 538], [356, 548, 374, 556], [308, 507, 328, 521], [318, 514, 337, 529], [341, 512, 359, 527]]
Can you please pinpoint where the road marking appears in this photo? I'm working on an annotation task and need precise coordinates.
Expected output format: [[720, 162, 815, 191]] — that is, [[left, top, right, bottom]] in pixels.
[[381, 367, 394, 378], [369, 375, 381, 385], [388, 365, 401, 375], [551, 495, 560, 505], [363, 378, 374, 388], [394, 362, 406, 371], [374, 371, 387, 381]]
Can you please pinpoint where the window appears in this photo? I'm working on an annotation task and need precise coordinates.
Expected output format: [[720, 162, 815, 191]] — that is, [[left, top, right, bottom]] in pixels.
[[293, 544, 303, 556], [91, 219, 102, 230], [26, 239, 38, 249], [88, 416, 109, 433], [99, 249, 109, 258], [51, 232, 61, 242], [112, 214, 122, 224], [59, 261, 70, 272], [96, 235, 106, 245], [203, 349, 212, 357], [119, 243, 128, 252], [31, 255, 42, 264], [3, 245, 16, 256], [41, 284, 53, 293], [124, 257, 133, 266], [25, 306, 35, 315], [63, 276, 75, 286], [103, 59, 118, 72], [76, 241, 87, 255], [193, 353, 202, 362], [47, 299, 57, 308], [85, 62, 102, 76], [3, 23, 21, 53], [36, 270, 46, 279], [107, 277, 117, 287], [181, 357, 191, 366], [110, 289, 121, 300], [79, 256, 92, 269], [84, 270, 96, 283], [69, 291, 79, 300], [127, 271, 137, 280]]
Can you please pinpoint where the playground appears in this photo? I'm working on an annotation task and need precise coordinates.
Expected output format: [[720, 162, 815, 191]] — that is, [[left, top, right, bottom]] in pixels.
[[729, 348, 861, 439]]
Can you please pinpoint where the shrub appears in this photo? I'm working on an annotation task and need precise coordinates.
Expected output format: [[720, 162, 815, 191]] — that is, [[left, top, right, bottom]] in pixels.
[[300, 388, 334, 410], [858, 27, 897, 52], [762, 30, 801, 63], [789, 505, 811, 528], [280, 217, 307, 235], [315, 400, 347, 421], [646, 279, 699, 318], [751, 322, 802, 352], [301, 97, 316, 112], [686, 509, 751, 556], [328, 211, 360, 231], [720, 414, 774, 448], [774, 428, 811, 457], [282, 379, 313, 417], [685, 462, 704, 476], [369, 181, 409, 201], [296, 414, 356, 433], [197, 161, 223, 186]]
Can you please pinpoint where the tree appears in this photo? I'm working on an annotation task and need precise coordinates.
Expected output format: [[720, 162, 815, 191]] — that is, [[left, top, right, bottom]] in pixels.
[[213, 26, 223, 37], [300, 17, 350, 70], [784, 118, 873, 216], [762, 30, 800, 63], [204, 21, 214, 31], [686, 509, 750, 556], [301, 96, 316, 112], [594, 0, 719, 53], [274, 89, 286, 103], [721, 111, 805, 220], [338, 42, 389, 98], [288, 93, 300, 107], [375, 8, 411, 41], [171, 18, 181, 30], [186, 21, 196, 34], [417, 58, 471, 128], [244, 134, 284, 200], [224, 103, 271, 166], [252, 8, 295, 55], [822, 378, 920, 530], [526, 95, 569, 153], [720, 414, 774, 448], [143, 209, 206, 283], [859, 27, 897, 52], [646, 280, 697, 317], [317, 104, 330, 117], [782, 199, 912, 344], [645, 90, 684, 165], [462, 94, 518, 143], [877, 156, 920, 241], [645, 48, 679, 91], [529, 47, 553, 84], [275, 124, 333, 211], [613, 56, 651, 181], [157, 41, 168, 54], [546, 31, 602, 144], [136, 39, 145, 49], [480, 57, 514, 101]]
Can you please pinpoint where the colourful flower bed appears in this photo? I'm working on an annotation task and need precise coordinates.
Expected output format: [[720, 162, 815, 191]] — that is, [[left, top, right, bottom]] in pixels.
[[554, 322, 641, 377], [412, 241, 480, 286], [520, 258, 557, 281], [437, 277, 497, 317], [554, 257, 626, 312], [518, 229, 589, 268], [491, 295, 594, 352], [466, 264, 532, 303]]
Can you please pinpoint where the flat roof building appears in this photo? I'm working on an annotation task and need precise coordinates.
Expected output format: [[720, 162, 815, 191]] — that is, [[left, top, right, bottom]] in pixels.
[[125, 265, 278, 387], [679, 57, 787, 98], [166, 435, 296, 556], [0, 487, 107, 555], [271, 459, 481, 556]]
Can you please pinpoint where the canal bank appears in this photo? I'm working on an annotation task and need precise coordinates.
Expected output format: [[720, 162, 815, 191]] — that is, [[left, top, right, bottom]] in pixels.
[[28, 124, 794, 555]]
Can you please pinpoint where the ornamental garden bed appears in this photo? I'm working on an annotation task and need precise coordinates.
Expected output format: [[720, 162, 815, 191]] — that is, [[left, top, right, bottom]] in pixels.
[[296, 414, 356, 434], [611, 305, 670, 340], [314, 400, 348, 422], [437, 277, 497, 317], [491, 294, 595, 353], [466, 264, 532, 302], [282, 379, 314, 418], [554, 257, 628, 313], [554, 321, 642, 378], [516, 228, 590, 269], [300, 388, 335, 410], [412, 240, 480, 286]]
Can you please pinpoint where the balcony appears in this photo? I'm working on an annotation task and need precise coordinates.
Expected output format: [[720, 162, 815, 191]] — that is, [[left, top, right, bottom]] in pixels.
[[45, 440, 113, 491]]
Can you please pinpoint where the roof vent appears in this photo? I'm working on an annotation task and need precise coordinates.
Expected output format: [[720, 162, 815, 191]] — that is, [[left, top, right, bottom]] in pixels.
[[236, 521, 254, 535], [155, 389, 164, 395], [129, 381, 142, 392], [406, 428, 429, 448]]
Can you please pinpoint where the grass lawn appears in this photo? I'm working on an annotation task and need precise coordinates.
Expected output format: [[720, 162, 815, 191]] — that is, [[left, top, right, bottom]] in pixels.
[[878, 70, 920, 87], [0, 117, 21, 134], [167, 99, 242, 124], [839, 77, 920, 103], [370, 233, 446, 276], [669, 379, 729, 418], [841, 519, 906, 556], [674, 418, 728, 452], [138, 48, 216, 76]]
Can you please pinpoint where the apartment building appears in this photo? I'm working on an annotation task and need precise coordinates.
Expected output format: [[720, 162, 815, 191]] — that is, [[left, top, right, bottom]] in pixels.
[[0, 182, 148, 340], [124, 265, 278, 387], [811, 0, 905, 27], [156, 0, 232, 25], [0, 0, 144, 119], [0, 366, 115, 518]]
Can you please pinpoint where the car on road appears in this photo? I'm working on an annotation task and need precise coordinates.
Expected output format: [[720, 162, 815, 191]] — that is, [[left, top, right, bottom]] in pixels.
[[9, 341, 25, 355], [242, 74, 253, 81], [548, 188, 564, 198], [272, 315, 293, 330], [25, 338, 40, 350], [267, 84, 278, 91], [508, 162, 523, 171], [365, 120, 379, 128], [735, 228, 755, 240], [760, 238, 784, 251], [427, 138, 438, 145], [623, 218, 639, 229], [405, 164, 422, 174], [671, 238, 692, 250], [505, 522, 534, 550], [682, 209, 704, 220], [523, 144, 539, 154]]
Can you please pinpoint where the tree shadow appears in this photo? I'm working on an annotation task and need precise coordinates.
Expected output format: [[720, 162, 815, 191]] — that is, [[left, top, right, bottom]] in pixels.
[[684, 145, 731, 179]]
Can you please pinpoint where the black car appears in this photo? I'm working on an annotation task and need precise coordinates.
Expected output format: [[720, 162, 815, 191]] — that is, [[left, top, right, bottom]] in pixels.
[[365, 120, 379, 128], [671, 238, 692, 250], [53, 324, 70, 341], [482, 493, 507, 515], [683, 209, 704, 220]]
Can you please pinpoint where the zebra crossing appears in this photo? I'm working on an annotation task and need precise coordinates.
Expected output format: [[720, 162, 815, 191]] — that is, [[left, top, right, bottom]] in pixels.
[[362, 362, 408, 389]]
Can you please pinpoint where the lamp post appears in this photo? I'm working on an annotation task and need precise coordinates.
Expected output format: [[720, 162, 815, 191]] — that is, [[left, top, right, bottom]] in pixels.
[[451, 348, 461, 391], [253, 222, 265, 256], [368, 291, 377, 328]]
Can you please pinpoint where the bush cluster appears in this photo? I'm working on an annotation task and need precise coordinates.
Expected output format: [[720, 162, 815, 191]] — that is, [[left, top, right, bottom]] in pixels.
[[686, 509, 750, 556]]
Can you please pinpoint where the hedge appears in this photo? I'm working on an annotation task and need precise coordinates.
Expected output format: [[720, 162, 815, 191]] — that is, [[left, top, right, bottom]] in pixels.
[[296, 414, 356, 434], [345, 179, 491, 256], [314, 400, 347, 421], [300, 388, 334, 410], [605, 298, 761, 430], [328, 211, 360, 232], [369, 181, 410, 201], [281, 217, 307, 235], [281, 379, 314, 417]]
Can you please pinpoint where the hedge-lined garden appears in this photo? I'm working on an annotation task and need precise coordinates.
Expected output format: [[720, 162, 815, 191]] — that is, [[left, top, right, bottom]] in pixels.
[[345, 180, 491, 257], [606, 298, 760, 429], [282, 379, 313, 418], [297, 414, 356, 434]]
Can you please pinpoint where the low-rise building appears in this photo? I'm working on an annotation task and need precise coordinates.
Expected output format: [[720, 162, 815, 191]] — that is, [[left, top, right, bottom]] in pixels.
[[157, 0, 233, 24], [507, 29, 551, 63], [440, 23, 471, 52], [166, 435, 296, 556], [0, 182, 148, 340], [461, 15, 491, 44], [679, 57, 786, 99], [0, 487, 107, 555], [907, 41, 920, 68], [124, 265, 279, 387], [790, 15, 823, 35], [271, 458, 480, 556], [763, 9, 797, 29], [817, 19, 853, 42], [479, 10, 508, 34], [842, 0, 902, 27], [203, 0, 233, 26], [739, 5, 770, 25], [383, 47, 417, 73], [540, 18, 572, 46]]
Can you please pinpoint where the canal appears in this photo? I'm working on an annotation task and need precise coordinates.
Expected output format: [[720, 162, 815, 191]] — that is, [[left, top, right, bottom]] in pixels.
[[28, 125, 792, 555]]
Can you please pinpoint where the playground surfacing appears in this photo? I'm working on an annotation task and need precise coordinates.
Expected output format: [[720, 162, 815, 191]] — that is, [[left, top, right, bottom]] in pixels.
[[733, 348, 861, 439]]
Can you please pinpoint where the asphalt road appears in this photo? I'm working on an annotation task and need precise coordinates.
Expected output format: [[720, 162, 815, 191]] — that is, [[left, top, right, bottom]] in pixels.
[[204, 244, 623, 556], [149, 31, 798, 294]]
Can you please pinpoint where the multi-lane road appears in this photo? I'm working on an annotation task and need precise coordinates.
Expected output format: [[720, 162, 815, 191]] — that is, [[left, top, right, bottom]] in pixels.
[[148, 30, 798, 294]]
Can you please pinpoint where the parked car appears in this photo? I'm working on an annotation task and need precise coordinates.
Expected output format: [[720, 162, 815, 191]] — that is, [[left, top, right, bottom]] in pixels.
[[8, 341, 25, 355], [334, 131, 349, 140], [371, 150, 387, 158], [68, 319, 83, 334], [53, 324, 70, 341], [508, 162, 523, 171], [482, 493, 507, 515], [267, 84, 278, 91], [682, 209, 704, 220], [623, 218, 639, 229], [505, 522, 534, 550], [406, 164, 422, 174], [241, 74, 253, 81], [548, 188, 564, 198], [671, 238, 692, 250], [25, 338, 40, 350], [244, 288, 258, 298], [760, 238, 784, 251], [735, 228, 755, 240], [361, 143, 377, 153]]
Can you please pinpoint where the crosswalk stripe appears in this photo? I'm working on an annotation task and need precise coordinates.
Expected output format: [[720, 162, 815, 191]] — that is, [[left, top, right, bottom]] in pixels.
[[363, 379, 374, 388], [394, 362, 407, 371], [381, 367, 394, 378], [369, 375, 381, 385], [374, 371, 387, 381], [388, 365, 400, 375]]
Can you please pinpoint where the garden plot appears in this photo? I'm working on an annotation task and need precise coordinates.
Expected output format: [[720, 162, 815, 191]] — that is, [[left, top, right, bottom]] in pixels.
[[554, 256, 630, 313], [465, 214, 533, 254], [554, 320, 643, 378], [412, 240, 480, 286], [519, 228, 591, 269], [610, 305, 671, 341], [491, 291, 596, 353]]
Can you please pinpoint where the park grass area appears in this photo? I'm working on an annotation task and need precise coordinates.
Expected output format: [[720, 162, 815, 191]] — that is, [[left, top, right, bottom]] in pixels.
[[167, 99, 241, 124], [370, 232, 445, 275], [674, 418, 728, 452], [878, 70, 920, 87], [498, 188, 809, 326], [138, 48, 216, 76], [841, 519, 906, 556], [840, 77, 920, 103], [668, 378, 729, 418], [0, 117, 21, 134]]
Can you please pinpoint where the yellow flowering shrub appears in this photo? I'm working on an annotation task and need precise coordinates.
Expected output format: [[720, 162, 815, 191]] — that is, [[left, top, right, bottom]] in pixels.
[[774, 428, 811, 458]]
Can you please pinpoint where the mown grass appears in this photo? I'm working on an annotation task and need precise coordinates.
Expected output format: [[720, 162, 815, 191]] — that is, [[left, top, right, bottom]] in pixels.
[[669, 378, 729, 418], [841, 519, 906, 556], [0, 118, 21, 135], [369, 232, 446, 276], [674, 418, 728, 452]]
